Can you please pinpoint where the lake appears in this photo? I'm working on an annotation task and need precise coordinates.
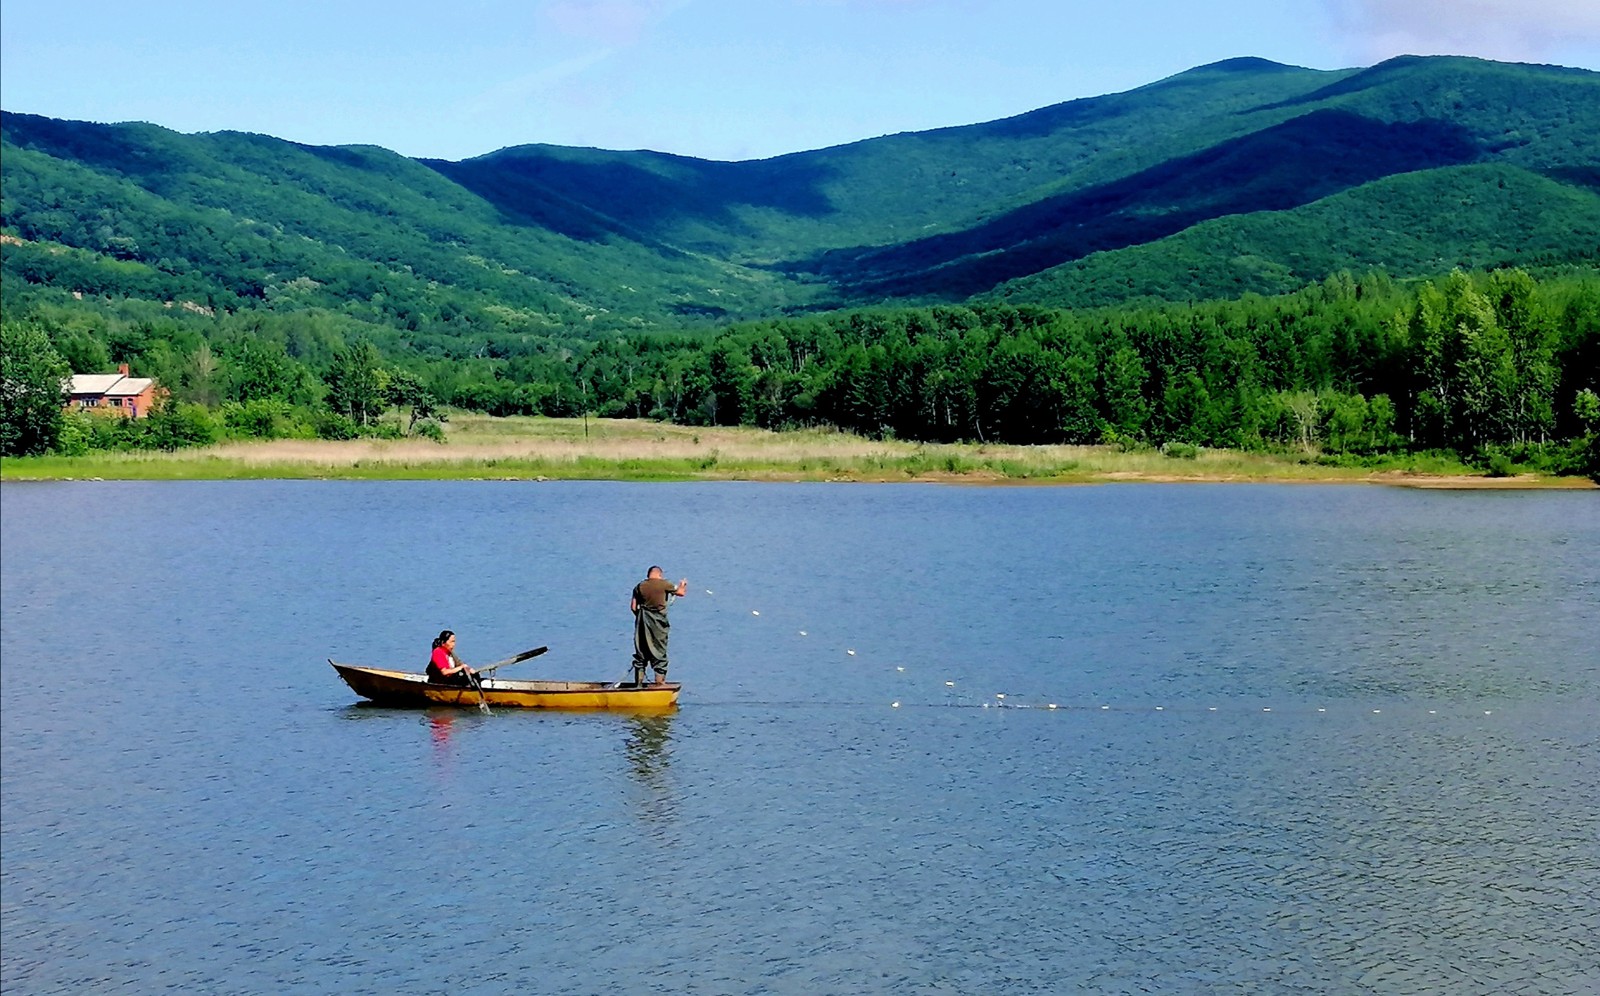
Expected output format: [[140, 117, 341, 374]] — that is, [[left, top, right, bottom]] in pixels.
[[2, 481, 1596, 994]]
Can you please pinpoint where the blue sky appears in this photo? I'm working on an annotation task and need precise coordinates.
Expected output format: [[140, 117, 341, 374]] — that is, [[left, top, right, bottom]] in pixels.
[[3, 0, 1597, 162]]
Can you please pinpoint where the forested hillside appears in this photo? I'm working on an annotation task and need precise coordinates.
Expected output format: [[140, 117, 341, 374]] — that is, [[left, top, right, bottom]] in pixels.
[[989, 165, 1600, 307], [4, 55, 1597, 336]]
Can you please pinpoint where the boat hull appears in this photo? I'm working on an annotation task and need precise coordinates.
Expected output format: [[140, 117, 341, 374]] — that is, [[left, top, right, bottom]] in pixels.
[[330, 662, 679, 710]]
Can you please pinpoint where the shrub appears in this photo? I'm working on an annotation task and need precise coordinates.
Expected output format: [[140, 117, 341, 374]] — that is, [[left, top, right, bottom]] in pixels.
[[359, 421, 404, 440], [1100, 428, 1149, 453], [62, 412, 145, 451], [315, 411, 359, 440], [53, 410, 96, 456], [1162, 441, 1200, 459], [222, 399, 298, 439], [147, 402, 219, 450]]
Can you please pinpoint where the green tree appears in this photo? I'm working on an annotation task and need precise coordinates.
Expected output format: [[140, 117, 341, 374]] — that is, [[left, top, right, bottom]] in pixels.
[[183, 339, 223, 406], [1410, 271, 1512, 449], [1099, 344, 1150, 439], [1320, 391, 1369, 454], [226, 338, 298, 403], [707, 340, 755, 426], [1159, 371, 1216, 446], [1, 320, 70, 456], [1488, 268, 1557, 445], [386, 369, 442, 435], [1456, 313, 1516, 449], [53, 329, 111, 374], [325, 340, 387, 426], [1265, 391, 1321, 452], [1575, 388, 1600, 434], [1366, 394, 1398, 451], [1577, 389, 1600, 482], [1058, 352, 1103, 443]]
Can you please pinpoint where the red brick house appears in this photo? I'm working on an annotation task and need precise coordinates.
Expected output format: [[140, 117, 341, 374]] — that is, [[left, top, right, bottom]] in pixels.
[[65, 364, 160, 418]]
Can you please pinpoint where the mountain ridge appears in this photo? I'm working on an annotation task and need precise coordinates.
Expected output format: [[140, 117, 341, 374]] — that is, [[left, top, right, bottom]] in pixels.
[[3, 55, 1597, 338]]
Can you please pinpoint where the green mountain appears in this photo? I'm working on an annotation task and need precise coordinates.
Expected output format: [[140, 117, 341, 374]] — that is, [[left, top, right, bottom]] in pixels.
[[989, 163, 1600, 308], [3, 55, 1597, 337]]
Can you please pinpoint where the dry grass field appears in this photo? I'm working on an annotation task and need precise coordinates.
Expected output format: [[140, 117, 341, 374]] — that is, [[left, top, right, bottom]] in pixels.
[[4, 415, 1593, 487]]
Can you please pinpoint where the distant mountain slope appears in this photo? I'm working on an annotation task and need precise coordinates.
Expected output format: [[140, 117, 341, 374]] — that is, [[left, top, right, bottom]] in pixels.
[[425, 57, 1350, 261], [773, 56, 1600, 300], [3, 55, 1597, 335], [790, 110, 1484, 299], [0, 115, 807, 331], [987, 164, 1600, 308]]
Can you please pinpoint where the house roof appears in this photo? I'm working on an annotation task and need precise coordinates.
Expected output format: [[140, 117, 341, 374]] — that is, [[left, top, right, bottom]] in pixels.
[[68, 374, 125, 395], [67, 373, 156, 397], [105, 378, 155, 397]]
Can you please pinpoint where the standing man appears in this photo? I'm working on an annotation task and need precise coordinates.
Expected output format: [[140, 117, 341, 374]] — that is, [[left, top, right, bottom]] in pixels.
[[631, 566, 687, 686]]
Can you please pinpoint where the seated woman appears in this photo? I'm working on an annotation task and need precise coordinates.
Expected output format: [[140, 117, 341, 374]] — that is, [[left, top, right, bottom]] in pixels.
[[425, 630, 478, 686]]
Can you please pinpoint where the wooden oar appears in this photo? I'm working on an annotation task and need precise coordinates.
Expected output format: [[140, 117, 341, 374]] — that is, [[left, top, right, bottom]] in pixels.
[[474, 646, 549, 676], [464, 666, 492, 716]]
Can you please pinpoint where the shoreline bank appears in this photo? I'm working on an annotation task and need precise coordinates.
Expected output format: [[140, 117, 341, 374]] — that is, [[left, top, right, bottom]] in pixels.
[[4, 417, 1593, 488]]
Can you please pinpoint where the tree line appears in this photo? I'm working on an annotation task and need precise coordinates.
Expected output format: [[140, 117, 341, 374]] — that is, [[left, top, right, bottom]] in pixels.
[[3, 267, 1597, 477]]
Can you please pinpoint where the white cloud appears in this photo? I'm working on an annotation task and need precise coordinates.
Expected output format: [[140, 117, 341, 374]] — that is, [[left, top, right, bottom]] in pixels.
[[539, 0, 691, 46], [1327, 0, 1600, 64], [454, 1, 695, 139], [461, 48, 619, 119]]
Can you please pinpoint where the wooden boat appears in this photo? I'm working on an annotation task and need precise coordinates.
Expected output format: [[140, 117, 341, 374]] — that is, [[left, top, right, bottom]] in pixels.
[[330, 661, 680, 710]]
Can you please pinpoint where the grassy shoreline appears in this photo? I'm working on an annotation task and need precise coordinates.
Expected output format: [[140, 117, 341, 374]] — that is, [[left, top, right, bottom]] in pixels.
[[3, 416, 1594, 488]]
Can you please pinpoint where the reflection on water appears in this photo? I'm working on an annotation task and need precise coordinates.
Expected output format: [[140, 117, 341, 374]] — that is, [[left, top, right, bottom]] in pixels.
[[428, 711, 457, 750], [622, 714, 676, 827], [624, 714, 674, 779]]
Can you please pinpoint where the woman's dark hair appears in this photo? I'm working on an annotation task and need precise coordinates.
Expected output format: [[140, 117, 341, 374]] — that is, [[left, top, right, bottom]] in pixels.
[[432, 630, 454, 649]]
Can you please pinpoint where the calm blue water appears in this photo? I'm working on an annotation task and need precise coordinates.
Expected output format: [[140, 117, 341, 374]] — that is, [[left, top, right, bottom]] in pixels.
[[2, 481, 1597, 994]]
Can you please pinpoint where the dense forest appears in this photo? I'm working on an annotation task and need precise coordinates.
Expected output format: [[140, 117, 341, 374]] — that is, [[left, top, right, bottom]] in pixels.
[[4, 267, 1597, 478]]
